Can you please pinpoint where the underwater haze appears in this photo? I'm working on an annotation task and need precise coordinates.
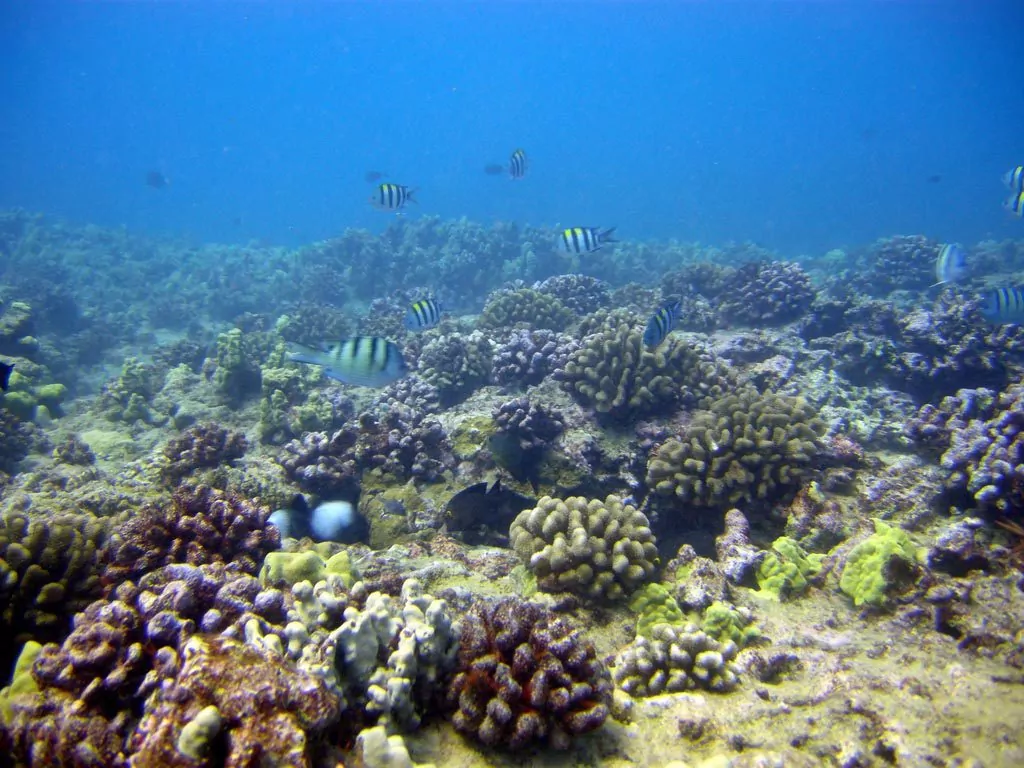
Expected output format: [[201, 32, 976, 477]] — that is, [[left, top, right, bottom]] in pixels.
[[2, 0, 1023, 252]]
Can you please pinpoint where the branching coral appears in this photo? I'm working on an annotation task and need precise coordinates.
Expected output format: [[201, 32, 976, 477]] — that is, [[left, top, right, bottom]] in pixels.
[[509, 494, 658, 600], [416, 331, 494, 406], [611, 623, 740, 696], [533, 274, 611, 315], [445, 598, 612, 749], [491, 329, 580, 388], [161, 423, 248, 484], [646, 388, 826, 511], [718, 260, 816, 325]]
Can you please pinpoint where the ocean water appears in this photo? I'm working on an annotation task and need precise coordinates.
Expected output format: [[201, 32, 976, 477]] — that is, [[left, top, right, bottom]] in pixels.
[[2, 0, 1023, 253], [4, 3, 1024, 767]]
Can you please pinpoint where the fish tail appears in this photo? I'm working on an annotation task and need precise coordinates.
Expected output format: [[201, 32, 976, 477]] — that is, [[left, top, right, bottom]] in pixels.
[[286, 344, 324, 366], [406, 187, 419, 204], [600, 227, 618, 243]]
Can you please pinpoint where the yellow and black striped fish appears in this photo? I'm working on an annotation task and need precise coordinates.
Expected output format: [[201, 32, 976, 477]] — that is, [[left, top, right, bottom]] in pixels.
[[981, 287, 1024, 324], [404, 298, 444, 331], [1005, 190, 1024, 218], [643, 300, 681, 348], [1003, 166, 1024, 193], [287, 337, 408, 388], [558, 226, 617, 255], [509, 148, 527, 180], [369, 183, 417, 212]]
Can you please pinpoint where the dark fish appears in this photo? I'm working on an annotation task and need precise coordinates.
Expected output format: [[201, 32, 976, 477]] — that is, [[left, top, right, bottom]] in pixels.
[[643, 300, 681, 348], [484, 164, 506, 176], [369, 182, 417, 211], [145, 170, 169, 189], [927, 174, 942, 184], [0, 361, 13, 391], [404, 298, 444, 331], [364, 170, 387, 183], [981, 287, 1024, 323], [443, 478, 535, 546], [558, 226, 617, 255]]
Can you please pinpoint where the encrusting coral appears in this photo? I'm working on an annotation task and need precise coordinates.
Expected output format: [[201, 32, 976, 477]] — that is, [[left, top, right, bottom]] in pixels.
[[445, 597, 612, 750], [509, 494, 659, 601], [646, 387, 826, 510]]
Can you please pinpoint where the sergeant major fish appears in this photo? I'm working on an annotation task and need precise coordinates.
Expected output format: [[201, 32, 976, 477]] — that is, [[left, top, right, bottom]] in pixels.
[[933, 243, 968, 286], [558, 226, 617, 255], [1003, 166, 1024, 193], [287, 337, 408, 387], [1005, 190, 1024, 219], [643, 300, 681, 348], [370, 183, 417, 212], [484, 148, 528, 179], [981, 287, 1024, 324], [404, 298, 444, 331]]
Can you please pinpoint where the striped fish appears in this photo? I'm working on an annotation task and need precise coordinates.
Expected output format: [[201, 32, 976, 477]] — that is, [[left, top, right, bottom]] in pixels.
[[933, 243, 968, 286], [509, 148, 527, 180], [287, 337, 408, 387], [404, 298, 444, 331], [981, 287, 1024, 324], [369, 183, 417, 212], [558, 226, 617, 255], [642, 300, 682, 349], [1003, 166, 1024, 193], [1005, 190, 1024, 218]]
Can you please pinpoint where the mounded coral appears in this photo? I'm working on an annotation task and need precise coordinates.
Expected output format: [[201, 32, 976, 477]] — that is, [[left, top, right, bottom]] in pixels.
[[100, 484, 280, 585], [557, 320, 734, 422], [533, 274, 611, 315], [839, 519, 924, 608], [646, 388, 826, 510], [491, 329, 580, 388], [161, 422, 248, 484], [477, 288, 574, 331], [417, 331, 494, 406], [509, 494, 659, 601], [718, 260, 816, 325], [445, 598, 612, 749], [0, 510, 110, 673], [611, 623, 740, 696]]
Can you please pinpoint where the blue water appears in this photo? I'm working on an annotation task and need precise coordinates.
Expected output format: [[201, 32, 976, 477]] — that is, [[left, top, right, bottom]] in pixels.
[[1, 1, 1022, 254]]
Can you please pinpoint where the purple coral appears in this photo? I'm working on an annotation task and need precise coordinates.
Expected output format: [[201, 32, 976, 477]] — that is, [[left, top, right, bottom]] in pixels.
[[161, 422, 248, 483], [718, 260, 815, 325], [493, 397, 565, 451], [533, 274, 611, 315], [100, 484, 280, 586], [446, 598, 612, 750], [491, 329, 580, 388]]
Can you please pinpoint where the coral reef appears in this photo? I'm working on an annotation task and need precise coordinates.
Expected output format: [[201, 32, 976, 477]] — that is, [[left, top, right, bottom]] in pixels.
[[161, 422, 248, 484], [557, 320, 734, 422], [718, 260, 816, 325], [611, 623, 740, 696], [646, 388, 826, 510], [100, 484, 280, 585], [492, 397, 564, 452], [839, 519, 924, 607], [477, 288, 574, 331], [417, 331, 494, 406], [445, 598, 612, 749], [533, 274, 611, 315], [491, 329, 580, 388], [509, 494, 659, 600]]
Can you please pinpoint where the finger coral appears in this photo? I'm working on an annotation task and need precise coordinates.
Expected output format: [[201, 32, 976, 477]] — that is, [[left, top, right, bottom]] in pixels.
[[445, 598, 612, 749], [509, 494, 658, 600], [161, 422, 248, 484], [718, 260, 815, 325], [611, 623, 740, 696], [477, 288, 574, 331], [646, 388, 826, 510]]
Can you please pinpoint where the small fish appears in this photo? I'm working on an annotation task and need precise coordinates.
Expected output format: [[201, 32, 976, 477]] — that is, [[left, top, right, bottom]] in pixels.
[[933, 243, 968, 286], [287, 337, 408, 387], [508, 148, 527, 179], [558, 226, 617, 255], [484, 164, 506, 176], [369, 183, 417, 212], [926, 174, 942, 184], [1005, 190, 1024, 218], [1003, 166, 1024, 193], [404, 298, 444, 331], [0, 361, 13, 391], [145, 170, 169, 189], [981, 287, 1024, 324], [364, 170, 387, 183], [643, 300, 681, 348]]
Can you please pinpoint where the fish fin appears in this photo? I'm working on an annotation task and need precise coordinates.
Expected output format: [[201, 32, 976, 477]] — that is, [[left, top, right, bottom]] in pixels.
[[0, 361, 12, 391], [600, 226, 618, 243], [286, 344, 326, 366], [406, 187, 419, 204], [930, 280, 946, 288]]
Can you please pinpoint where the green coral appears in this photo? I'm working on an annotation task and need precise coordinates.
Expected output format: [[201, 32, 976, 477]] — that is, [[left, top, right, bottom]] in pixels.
[[629, 583, 685, 638], [509, 494, 659, 601], [647, 387, 826, 510], [756, 536, 824, 601], [0, 640, 41, 725], [96, 356, 165, 424], [701, 601, 760, 647], [477, 288, 574, 331], [559, 320, 732, 422], [1, 368, 68, 421], [213, 327, 264, 404], [259, 546, 359, 589], [839, 519, 924, 608]]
